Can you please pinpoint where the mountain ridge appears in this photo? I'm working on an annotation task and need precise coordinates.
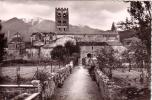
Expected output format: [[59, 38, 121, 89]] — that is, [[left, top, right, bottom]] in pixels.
[[2, 17, 105, 41], [1, 17, 134, 42]]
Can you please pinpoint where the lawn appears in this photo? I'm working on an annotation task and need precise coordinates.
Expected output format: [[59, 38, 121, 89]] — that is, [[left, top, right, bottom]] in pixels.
[[0, 65, 65, 84]]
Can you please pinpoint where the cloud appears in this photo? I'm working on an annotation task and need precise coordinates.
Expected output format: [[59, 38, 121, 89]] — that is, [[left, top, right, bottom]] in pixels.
[[0, 1, 51, 19], [0, 1, 130, 30]]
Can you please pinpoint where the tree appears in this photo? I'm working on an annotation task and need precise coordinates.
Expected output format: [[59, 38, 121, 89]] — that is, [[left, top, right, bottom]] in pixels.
[[73, 43, 80, 54], [51, 45, 66, 61], [129, 41, 149, 82], [0, 20, 7, 63], [64, 41, 80, 56], [117, 17, 135, 31], [118, 1, 151, 55], [97, 46, 116, 78], [128, 1, 151, 55], [121, 50, 132, 72], [64, 41, 80, 65], [111, 22, 116, 31], [64, 41, 75, 56]]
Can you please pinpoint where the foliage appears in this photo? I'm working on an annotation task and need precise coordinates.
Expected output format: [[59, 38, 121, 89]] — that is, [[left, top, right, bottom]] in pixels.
[[130, 41, 149, 65], [97, 46, 119, 78], [51, 45, 66, 61], [122, 40, 149, 65], [36, 70, 49, 82], [121, 40, 149, 75], [121, 49, 132, 71], [0, 21, 7, 63], [51, 41, 80, 64], [117, 17, 135, 31], [117, 1, 151, 55], [111, 22, 116, 31], [64, 41, 74, 56], [129, 1, 151, 54], [64, 41, 80, 56], [97, 46, 115, 67]]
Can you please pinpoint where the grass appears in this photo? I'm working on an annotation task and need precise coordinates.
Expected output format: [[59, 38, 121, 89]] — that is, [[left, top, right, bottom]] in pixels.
[[0, 64, 65, 84]]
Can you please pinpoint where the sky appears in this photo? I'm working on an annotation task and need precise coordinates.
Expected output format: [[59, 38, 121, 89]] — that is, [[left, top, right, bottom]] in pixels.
[[0, 0, 130, 30]]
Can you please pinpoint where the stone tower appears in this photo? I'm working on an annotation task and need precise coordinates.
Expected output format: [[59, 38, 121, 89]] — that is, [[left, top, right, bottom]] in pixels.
[[55, 8, 69, 32]]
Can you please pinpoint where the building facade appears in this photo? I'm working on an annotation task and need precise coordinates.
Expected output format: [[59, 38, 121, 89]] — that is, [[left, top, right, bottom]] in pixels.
[[55, 8, 69, 32], [7, 33, 25, 59]]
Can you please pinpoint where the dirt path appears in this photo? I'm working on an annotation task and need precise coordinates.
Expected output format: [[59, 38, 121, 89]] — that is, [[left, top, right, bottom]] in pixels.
[[51, 66, 102, 100]]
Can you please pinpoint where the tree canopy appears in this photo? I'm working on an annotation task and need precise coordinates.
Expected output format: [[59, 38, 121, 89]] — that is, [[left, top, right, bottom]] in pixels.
[[111, 22, 116, 31], [117, 1, 151, 55], [51, 45, 66, 61], [50, 41, 80, 62], [0, 20, 7, 62], [64, 41, 80, 56], [128, 1, 151, 54]]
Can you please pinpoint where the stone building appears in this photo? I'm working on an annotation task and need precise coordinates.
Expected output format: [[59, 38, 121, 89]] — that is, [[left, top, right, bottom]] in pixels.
[[56, 31, 121, 61], [30, 32, 57, 46], [7, 32, 25, 59], [54, 7, 122, 64], [55, 8, 69, 32], [28, 32, 57, 60]]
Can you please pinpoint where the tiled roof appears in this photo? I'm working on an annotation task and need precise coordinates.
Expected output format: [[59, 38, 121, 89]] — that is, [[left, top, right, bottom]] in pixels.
[[77, 42, 109, 46], [77, 41, 122, 46]]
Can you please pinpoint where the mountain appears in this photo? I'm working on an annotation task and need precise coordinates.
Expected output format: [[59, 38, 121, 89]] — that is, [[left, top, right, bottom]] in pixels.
[[29, 19, 55, 33], [2, 17, 32, 41], [1, 17, 105, 41], [22, 17, 44, 25]]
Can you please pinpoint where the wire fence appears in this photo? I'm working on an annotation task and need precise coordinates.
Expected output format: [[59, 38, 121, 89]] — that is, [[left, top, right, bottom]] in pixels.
[[0, 62, 68, 84]]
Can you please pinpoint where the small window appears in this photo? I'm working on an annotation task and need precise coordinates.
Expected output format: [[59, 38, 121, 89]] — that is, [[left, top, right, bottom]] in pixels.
[[63, 21, 66, 24], [57, 13, 61, 17], [63, 13, 66, 17], [58, 20, 61, 23]]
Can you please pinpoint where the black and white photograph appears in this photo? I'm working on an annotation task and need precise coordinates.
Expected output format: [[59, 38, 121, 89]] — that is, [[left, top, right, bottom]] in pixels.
[[0, 0, 151, 100]]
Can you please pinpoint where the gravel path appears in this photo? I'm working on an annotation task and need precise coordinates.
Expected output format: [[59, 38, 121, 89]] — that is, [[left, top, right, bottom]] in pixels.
[[51, 66, 102, 100]]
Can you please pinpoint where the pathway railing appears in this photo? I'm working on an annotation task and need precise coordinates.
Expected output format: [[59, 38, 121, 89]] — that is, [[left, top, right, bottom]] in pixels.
[[25, 93, 40, 100]]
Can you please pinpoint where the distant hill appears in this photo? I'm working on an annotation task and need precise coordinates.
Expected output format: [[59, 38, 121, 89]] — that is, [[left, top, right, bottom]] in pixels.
[[2, 17, 32, 41], [1, 17, 104, 42], [2, 17, 136, 43]]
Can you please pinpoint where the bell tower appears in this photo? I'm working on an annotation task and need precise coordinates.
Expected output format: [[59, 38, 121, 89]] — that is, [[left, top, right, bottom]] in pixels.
[[55, 8, 69, 33]]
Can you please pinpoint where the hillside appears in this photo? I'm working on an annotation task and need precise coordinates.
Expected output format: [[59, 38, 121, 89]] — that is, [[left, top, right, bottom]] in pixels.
[[1, 17, 104, 42]]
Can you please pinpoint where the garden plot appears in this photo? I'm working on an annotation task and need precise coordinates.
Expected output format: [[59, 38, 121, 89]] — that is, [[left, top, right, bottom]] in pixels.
[[0, 65, 64, 80], [112, 69, 148, 88]]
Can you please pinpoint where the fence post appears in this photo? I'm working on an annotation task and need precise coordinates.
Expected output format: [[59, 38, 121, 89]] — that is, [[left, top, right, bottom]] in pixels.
[[16, 66, 20, 84], [51, 61, 53, 72]]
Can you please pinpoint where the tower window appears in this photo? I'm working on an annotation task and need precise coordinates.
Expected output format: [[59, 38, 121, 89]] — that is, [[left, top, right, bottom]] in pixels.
[[58, 20, 61, 23], [57, 13, 61, 17], [63, 13, 66, 17], [63, 21, 66, 24]]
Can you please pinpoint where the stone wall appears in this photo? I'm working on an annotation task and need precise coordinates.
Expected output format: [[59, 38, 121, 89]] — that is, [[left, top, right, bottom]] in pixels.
[[80, 46, 104, 61], [0, 61, 74, 100], [35, 61, 74, 99], [94, 68, 122, 100]]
